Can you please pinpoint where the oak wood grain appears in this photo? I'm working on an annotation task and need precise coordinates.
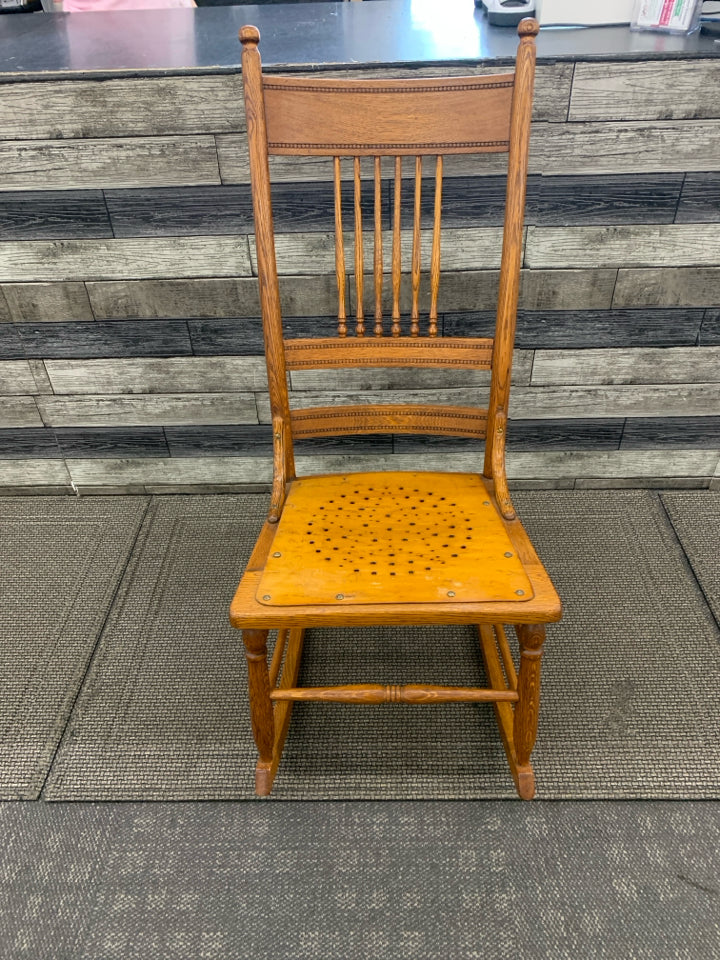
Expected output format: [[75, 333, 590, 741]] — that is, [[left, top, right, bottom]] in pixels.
[[230, 20, 559, 800]]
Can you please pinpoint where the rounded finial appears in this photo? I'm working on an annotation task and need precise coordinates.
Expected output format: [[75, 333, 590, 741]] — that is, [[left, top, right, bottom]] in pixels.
[[517, 17, 540, 38], [239, 25, 260, 46]]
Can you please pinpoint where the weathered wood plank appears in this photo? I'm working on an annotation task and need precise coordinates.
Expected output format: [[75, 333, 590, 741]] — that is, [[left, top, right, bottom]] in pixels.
[[0, 137, 221, 192], [0, 190, 112, 241], [86, 278, 258, 320], [66, 457, 273, 488], [288, 351, 532, 391], [346, 268, 616, 314], [443, 308, 705, 348], [576, 477, 711, 489], [252, 227, 509, 276], [54, 427, 169, 459], [531, 346, 720, 386], [534, 174, 683, 226], [528, 121, 720, 175], [675, 173, 720, 225], [0, 427, 60, 459], [569, 61, 720, 122], [613, 268, 720, 308], [394, 418, 625, 451], [17, 320, 192, 359], [43, 357, 268, 396], [188, 316, 337, 356], [27, 360, 53, 397], [509, 383, 720, 419], [0, 237, 251, 283], [0, 459, 70, 485], [102, 170, 690, 240], [164, 424, 392, 457], [2, 282, 94, 323], [0, 360, 39, 395], [105, 182, 378, 237], [86, 276, 340, 319], [517, 270, 617, 312], [526, 224, 720, 269], [106, 185, 255, 239], [0, 397, 43, 429], [700, 311, 720, 346], [0, 76, 243, 140], [0, 324, 23, 359], [0, 287, 10, 323], [507, 449, 719, 479], [36, 393, 259, 427], [622, 417, 720, 449]]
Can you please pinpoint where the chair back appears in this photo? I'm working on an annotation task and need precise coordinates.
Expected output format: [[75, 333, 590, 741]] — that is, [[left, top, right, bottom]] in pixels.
[[239, 21, 539, 520]]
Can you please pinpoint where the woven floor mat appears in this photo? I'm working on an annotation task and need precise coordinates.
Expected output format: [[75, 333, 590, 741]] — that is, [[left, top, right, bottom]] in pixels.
[[0, 497, 148, 799], [2, 800, 719, 960], [661, 492, 720, 626], [43, 490, 720, 800]]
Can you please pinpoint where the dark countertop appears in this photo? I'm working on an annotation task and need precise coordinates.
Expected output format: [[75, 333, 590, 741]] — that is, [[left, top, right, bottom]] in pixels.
[[1, 0, 719, 81]]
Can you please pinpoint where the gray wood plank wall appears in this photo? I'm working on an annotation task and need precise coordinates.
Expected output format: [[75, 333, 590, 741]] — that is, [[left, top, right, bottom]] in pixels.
[[0, 60, 718, 492]]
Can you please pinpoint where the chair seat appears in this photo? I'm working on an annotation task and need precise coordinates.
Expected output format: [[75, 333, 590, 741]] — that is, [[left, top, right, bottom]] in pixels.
[[258, 471, 532, 606], [230, 471, 561, 630]]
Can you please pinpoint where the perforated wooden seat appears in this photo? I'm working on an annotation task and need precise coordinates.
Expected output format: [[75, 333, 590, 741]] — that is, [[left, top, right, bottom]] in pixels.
[[230, 18, 562, 799], [257, 472, 533, 606]]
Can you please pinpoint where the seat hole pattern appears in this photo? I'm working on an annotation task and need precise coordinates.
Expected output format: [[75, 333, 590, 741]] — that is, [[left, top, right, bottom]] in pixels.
[[256, 473, 533, 606]]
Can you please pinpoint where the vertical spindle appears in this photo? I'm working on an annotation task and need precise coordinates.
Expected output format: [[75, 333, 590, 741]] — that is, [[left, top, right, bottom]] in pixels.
[[334, 157, 347, 338], [354, 156, 365, 337], [410, 156, 422, 337], [391, 156, 402, 337], [374, 156, 383, 337], [429, 155, 443, 338]]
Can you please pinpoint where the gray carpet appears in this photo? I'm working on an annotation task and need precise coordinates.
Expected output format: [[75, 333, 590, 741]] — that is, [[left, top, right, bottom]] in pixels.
[[661, 492, 720, 626], [0, 497, 148, 799], [1, 800, 719, 960], [42, 491, 720, 800]]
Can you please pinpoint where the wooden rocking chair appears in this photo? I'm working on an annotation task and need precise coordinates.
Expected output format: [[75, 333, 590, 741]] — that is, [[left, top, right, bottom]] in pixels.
[[230, 19, 562, 799]]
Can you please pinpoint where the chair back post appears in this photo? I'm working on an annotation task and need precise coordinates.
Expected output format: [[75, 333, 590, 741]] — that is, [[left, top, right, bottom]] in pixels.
[[484, 18, 539, 518], [240, 26, 295, 518]]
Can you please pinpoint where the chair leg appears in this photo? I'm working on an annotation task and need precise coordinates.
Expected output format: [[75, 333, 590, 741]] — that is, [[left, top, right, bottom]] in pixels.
[[242, 628, 275, 796], [513, 623, 546, 800]]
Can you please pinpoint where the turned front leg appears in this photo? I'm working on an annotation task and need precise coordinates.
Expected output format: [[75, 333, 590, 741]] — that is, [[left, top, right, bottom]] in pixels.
[[513, 624, 545, 768], [242, 629, 274, 766]]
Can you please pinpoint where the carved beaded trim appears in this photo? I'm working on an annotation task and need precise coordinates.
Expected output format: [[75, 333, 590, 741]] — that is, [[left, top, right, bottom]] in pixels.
[[269, 140, 510, 151], [264, 81, 514, 94]]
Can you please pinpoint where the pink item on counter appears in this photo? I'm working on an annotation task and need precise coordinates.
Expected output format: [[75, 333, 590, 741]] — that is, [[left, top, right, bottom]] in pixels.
[[63, 0, 194, 11]]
